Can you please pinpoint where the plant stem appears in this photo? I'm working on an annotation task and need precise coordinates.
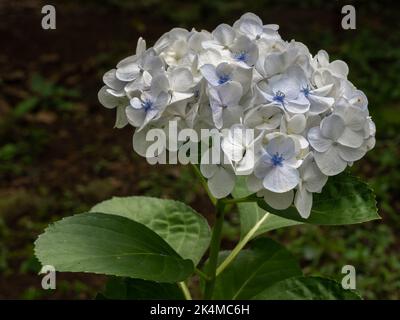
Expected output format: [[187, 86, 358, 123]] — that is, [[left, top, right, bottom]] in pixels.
[[191, 164, 217, 205], [195, 267, 210, 281], [221, 194, 256, 205], [203, 200, 225, 299], [178, 281, 192, 300], [216, 212, 270, 276]]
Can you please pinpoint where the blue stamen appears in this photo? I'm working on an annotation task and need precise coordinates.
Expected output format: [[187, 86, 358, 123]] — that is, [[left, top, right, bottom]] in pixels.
[[234, 51, 247, 62], [273, 91, 285, 105], [301, 87, 310, 97], [141, 99, 153, 112], [218, 74, 231, 85], [271, 153, 284, 167]]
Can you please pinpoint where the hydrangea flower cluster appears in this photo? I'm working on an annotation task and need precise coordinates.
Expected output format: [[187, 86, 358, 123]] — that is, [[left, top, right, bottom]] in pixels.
[[98, 13, 376, 218]]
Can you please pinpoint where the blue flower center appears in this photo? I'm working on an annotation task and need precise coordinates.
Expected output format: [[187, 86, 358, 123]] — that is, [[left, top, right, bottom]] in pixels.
[[234, 51, 247, 62], [218, 74, 231, 85], [271, 153, 284, 167], [273, 91, 285, 104], [141, 99, 154, 112], [301, 87, 310, 97]]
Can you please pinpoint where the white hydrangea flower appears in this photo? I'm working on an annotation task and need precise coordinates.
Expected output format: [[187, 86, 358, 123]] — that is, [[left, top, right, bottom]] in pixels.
[[127, 90, 169, 131], [99, 12, 376, 218], [200, 147, 236, 199], [221, 124, 264, 175], [254, 135, 301, 193], [308, 114, 367, 176], [294, 153, 328, 218], [257, 66, 310, 114], [208, 82, 243, 129]]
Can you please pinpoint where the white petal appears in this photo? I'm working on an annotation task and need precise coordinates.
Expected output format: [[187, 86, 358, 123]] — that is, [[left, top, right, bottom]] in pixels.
[[126, 106, 145, 127], [337, 127, 364, 148], [171, 92, 193, 104], [136, 37, 146, 55], [151, 73, 170, 96], [247, 174, 263, 192], [262, 165, 300, 193], [216, 63, 234, 79], [239, 18, 262, 39], [115, 105, 128, 128], [140, 108, 160, 130], [271, 76, 299, 99], [130, 97, 143, 109], [338, 145, 366, 162], [103, 69, 125, 91], [198, 49, 222, 67], [116, 63, 141, 82], [316, 50, 329, 67], [266, 135, 295, 159], [98, 86, 122, 109], [261, 189, 294, 210], [210, 102, 223, 129], [170, 68, 194, 92], [200, 64, 219, 86], [291, 134, 309, 152], [254, 153, 272, 179], [208, 167, 235, 198], [132, 128, 157, 157], [235, 149, 256, 175], [287, 114, 306, 134], [285, 99, 310, 114], [314, 147, 347, 176], [307, 127, 332, 152], [222, 132, 244, 162], [213, 23, 236, 46], [294, 186, 312, 218], [200, 163, 218, 179], [301, 157, 328, 192], [311, 84, 333, 96], [218, 82, 243, 106], [142, 54, 164, 72], [308, 94, 334, 114], [321, 114, 345, 141], [221, 105, 243, 129], [330, 60, 349, 78], [154, 91, 170, 109], [107, 88, 126, 97]]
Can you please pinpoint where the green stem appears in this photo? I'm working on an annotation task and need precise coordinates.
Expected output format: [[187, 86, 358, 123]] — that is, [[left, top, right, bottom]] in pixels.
[[221, 194, 256, 205], [178, 281, 192, 300], [216, 212, 270, 276], [195, 267, 210, 281], [203, 200, 225, 299], [191, 164, 217, 205]]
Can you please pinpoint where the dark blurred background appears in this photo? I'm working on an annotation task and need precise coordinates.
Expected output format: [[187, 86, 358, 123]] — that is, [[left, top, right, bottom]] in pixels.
[[0, 0, 399, 299]]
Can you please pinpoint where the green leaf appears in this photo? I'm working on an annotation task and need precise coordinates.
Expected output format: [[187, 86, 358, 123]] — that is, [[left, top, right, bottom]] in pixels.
[[91, 196, 210, 265], [257, 173, 379, 225], [13, 97, 39, 117], [252, 276, 361, 300], [234, 173, 379, 239], [97, 277, 184, 300], [35, 212, 194, 282], [233, 177, 301, 238], [212, 238, 302, 299], [30, 74, 54, 96]]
